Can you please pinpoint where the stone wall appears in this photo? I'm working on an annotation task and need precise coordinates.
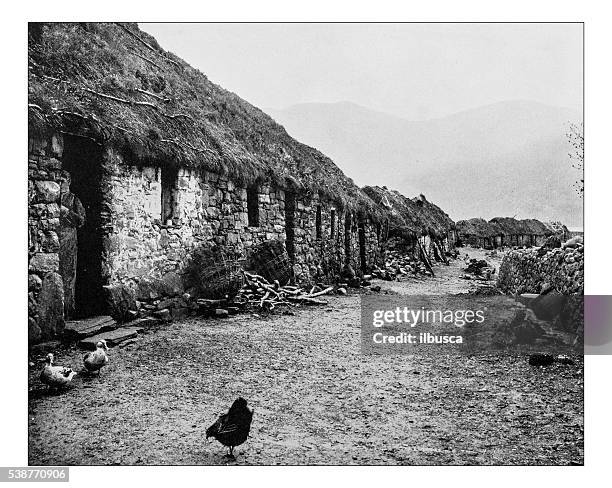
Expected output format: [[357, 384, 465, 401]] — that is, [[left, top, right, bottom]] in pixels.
[[28, 135, 385, 343], [28, 134, 66, 342], [104, 153, 386, 297], [104, 152, 377, 289], [497, 246, 584, 295]]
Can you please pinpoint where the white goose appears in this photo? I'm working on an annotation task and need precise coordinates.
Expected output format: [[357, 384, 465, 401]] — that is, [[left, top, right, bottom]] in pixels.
[[83, 339, 109, 374], [40, 353, 77, 389]]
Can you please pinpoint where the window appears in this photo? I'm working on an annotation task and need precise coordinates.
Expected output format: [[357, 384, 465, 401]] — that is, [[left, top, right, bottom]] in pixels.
[[247, 185, 259, 227], [330, 208, 336, 239], [315, 205, 322, 239], [161, 166, 178, 224]]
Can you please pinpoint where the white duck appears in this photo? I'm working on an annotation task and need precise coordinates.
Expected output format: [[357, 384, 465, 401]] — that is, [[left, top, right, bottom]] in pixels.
[[83, 339, 109, 374], [40, 353, 77, 389]]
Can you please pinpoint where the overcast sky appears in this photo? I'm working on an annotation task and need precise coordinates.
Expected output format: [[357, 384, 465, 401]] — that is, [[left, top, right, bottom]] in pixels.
[[140, 23, 583, 120]]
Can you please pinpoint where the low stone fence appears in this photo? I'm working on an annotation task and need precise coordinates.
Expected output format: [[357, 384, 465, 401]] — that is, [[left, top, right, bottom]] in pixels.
[[497, 246, 583, 295]]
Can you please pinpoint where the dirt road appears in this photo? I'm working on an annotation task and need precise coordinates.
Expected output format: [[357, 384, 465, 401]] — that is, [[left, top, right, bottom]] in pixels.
[[28, 248, 583, 465]]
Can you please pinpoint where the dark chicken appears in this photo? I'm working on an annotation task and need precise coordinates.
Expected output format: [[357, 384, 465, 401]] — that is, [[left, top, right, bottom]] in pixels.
[[206, 397, 254, 457]]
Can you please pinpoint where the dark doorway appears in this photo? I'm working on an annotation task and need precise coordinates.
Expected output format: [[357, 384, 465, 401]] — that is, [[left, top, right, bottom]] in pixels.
[[247, 185, 260, 227], [344, 213, 352, 261], [358, 221, 367, 273], [61, 135, 106, 318], [284, 191, 296, 262], [161, 166, 178, 225]]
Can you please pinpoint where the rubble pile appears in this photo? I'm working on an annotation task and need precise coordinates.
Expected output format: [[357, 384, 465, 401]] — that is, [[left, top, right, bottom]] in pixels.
[[462, 258, 496, 280], [371, 250, 432, 281]]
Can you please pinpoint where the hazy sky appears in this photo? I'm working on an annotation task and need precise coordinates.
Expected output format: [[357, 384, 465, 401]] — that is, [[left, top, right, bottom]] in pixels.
[[140, 23, 583, 120]]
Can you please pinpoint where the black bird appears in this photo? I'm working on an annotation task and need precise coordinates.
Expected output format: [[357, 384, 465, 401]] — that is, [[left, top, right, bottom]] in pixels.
[[206, 397, 254, 457]]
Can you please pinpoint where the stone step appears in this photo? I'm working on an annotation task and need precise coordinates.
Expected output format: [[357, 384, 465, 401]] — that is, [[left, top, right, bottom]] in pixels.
[[64, 316, 117, 339], [78, 326, 144, 350], [126, 316, 162, 328]]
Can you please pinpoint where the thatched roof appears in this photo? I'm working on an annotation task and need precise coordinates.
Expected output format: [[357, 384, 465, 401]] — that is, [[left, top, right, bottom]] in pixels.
[[456, 218, 495, 238], [520, 219, 551, 236], [28, 22, 381, 218], [363, 186, 455, 239], [489, 217, 524, 236], [458, 216, 555, 239]]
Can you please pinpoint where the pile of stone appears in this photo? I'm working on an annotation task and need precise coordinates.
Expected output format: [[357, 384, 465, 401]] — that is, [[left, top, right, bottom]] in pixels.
[[463, 258, 495, 279], [371, 250, 431, 281]]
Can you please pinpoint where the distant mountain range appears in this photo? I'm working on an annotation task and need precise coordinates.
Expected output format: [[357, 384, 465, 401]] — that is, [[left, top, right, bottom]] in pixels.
[[268, 100, 583, 228]]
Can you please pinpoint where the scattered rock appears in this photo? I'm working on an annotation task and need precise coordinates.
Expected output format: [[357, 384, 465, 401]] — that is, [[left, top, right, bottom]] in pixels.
[[556, 355, 575, 365], [215, 308, 229, 318], [171, 307, 191, 320], [336, 287, 347, 295], [197, 299, 224, 309], [154, 308, 171, 321], [156, 298, 177, 310]]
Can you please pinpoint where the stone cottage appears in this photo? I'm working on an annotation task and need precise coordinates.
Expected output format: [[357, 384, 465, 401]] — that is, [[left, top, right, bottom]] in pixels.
[[456, 217, 557, 249], [362, 186, 456, 260], [28, 23, 385, 342]]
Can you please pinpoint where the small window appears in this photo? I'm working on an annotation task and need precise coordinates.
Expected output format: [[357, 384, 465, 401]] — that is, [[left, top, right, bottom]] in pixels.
[[330, 208, 336, 239], [161, 166, 178, 224], [315, 205, 322, 239], [247, 185, 259, 227]]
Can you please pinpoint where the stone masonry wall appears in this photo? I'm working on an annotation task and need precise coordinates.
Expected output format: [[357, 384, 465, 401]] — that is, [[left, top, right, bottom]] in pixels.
[[28, 134, 66, 342], [28, 137, 385, 342], [497, 246, 584, 295], [105, 151, 289, 295], [105, 151, 382, 291]]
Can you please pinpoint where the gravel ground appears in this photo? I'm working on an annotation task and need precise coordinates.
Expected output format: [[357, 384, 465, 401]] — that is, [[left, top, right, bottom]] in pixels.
[[28, 249, 583, 465]]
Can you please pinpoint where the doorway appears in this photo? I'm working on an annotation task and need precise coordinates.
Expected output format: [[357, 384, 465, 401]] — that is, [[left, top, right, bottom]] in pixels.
[[284, 191, 296, 262], [358, 220, 367, 273], [61, 135, 106, 318]]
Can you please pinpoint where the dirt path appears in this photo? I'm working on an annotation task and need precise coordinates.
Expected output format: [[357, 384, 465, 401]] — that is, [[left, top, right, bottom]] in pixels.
[[378, 247, 504, 295], [28, 248, 583, 465]]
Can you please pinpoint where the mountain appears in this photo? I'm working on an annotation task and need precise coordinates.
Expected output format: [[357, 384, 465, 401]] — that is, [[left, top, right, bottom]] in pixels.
[[268, 100, 583, 228]]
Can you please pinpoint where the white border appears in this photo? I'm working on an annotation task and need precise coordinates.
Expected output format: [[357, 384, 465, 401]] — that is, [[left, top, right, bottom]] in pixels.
[[3, 1, 611, 485]]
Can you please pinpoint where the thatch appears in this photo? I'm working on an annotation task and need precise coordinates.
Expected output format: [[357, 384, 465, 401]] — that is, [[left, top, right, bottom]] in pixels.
[[363, 186, 455, 239], [28, 22, 382, 219], [456, 218, 495, 238], [489, 217, 524, 236], [459, 216, 556, 240], [520, 219, 551, 236]]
